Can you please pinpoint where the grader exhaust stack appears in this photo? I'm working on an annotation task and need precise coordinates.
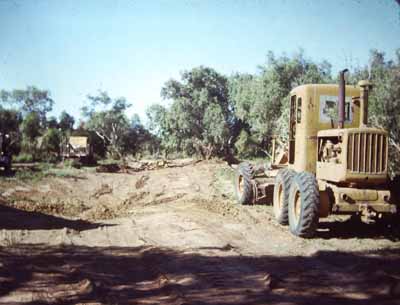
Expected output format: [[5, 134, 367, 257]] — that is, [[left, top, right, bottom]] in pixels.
[[338, 69, 348, 129]]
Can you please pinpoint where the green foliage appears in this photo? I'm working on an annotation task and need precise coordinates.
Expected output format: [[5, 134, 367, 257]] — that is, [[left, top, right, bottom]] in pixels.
[[61, 158, 84, 169], [41, 128, 62, 157], [15, 168, 45, 181], [13, 162, 84, 181], [82, 91, 131, 158], [229, 50, 333, 151], [21, 112, 41, 141], [20, 112, 42, 159], [234, 130, 258, 158], [0, 86, 54, 123], [120, 116, 157, 157], [82, 91, 153, 158], [275, 104, 290, 149], [46, 116, 58, 129], [59, 111, 75, 131], [45, 166, 84, 178], [0, 108, 22, 133], [2, 49, 400, 174], [149, 66, 232, 159], [146, 104, 172, 154], [0, 88, 76, 162], [14, 153, 34, 163]]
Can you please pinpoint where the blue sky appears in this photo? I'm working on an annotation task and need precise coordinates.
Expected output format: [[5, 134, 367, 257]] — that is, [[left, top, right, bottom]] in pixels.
[[0, 0, 399, 122]]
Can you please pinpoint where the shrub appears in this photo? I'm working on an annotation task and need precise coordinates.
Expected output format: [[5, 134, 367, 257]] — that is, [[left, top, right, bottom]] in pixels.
[[14, 153, 34, 163]]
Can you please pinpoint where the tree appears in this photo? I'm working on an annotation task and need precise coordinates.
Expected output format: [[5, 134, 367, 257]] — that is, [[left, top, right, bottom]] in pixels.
[[21, 112, 41, 142], [21, 112, 42, 158], [59, 111, 75, 131], [149, 66, 232, 159], [0, 86, 54, 124], [234, 130, 258, 158], [47, 116, 58, 129], [119, 115, 158, 157], [82, 91, 132, 158], [0, 108, 22, 134], [229, 50, 333, 155], [41, 128, 62, 159]]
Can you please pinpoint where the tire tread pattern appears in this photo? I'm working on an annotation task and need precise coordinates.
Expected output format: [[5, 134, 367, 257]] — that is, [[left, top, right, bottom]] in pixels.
[[289, 172, 320, 238], [273, 168, 295, 224], [235, 162, 255, 205]]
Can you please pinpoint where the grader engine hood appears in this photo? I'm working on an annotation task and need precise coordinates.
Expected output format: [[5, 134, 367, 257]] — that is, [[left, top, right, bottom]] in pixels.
[[316, 127, 388, 185]]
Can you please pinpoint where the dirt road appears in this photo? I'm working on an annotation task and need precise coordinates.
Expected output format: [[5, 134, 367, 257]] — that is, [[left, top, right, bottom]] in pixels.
[[0, 160, 399, 304]]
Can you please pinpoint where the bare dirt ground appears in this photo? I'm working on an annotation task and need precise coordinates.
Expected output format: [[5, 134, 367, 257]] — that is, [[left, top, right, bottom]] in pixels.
[[0, 160, 399, 304]]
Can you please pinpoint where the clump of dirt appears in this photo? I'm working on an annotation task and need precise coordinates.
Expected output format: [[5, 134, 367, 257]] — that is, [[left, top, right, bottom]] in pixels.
[[147, 193, 186, 206], [190, 195, 267, 225], [190, 196, 240, 217], [128, 159, 203, 172], [91, 183, 113, 199], [123, 191, 151, 206], [81, 204, 118, 220], [94, 159, 195, 174], [80, 191, 188, 221], [135, 175, 149, 189], [101, 192, 188, 220], [3, 195, 90, 218], [129, 160, 168, 171]]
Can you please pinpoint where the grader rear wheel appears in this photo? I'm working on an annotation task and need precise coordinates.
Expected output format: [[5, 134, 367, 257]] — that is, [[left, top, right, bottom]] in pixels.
[[273, 168, 295, 225], [288, 172, 320, 238], [234, 162, 254, 205]]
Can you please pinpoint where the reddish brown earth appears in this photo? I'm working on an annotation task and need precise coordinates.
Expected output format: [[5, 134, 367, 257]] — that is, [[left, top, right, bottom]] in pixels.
[[0, 160, 399, 304]]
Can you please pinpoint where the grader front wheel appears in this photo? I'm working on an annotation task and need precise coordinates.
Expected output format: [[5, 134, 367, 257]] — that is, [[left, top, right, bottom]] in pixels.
[[273, 168, 295, 225], [288, 172, 320, 238], [234, 162, 254, 205]]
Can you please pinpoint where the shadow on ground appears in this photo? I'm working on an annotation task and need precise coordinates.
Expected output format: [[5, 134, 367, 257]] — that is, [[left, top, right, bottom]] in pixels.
[[0, 204, 106, 231], [316, 215, 400, 241], [252, 199, 400, 241], [0, 244, 398, 305]]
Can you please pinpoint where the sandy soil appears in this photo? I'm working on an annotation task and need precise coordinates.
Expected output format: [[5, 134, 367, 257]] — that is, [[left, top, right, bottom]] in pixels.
[[0, 160, 399, 304]]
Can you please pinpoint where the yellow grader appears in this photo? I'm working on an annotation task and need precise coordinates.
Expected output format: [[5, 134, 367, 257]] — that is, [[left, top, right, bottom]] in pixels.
[[234, 70, 399, 238], [61, 136, 93, 163]]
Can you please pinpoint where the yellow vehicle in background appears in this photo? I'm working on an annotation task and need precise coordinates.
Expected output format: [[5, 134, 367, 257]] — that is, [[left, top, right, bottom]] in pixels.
[[61, 136, 93, 163]]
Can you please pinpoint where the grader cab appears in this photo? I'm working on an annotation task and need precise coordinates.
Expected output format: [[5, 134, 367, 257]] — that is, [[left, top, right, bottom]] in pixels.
[[234, 70, 399, 238]]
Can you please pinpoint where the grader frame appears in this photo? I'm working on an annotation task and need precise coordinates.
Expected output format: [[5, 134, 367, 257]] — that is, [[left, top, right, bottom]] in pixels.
[[235, 70, 398, 238]]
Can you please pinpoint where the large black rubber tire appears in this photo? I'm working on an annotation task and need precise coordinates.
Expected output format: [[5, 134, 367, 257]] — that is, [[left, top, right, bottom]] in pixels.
[[234, 162, 254, 205], [288, 172, 320, 238], [273, 168, 295, 225]]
